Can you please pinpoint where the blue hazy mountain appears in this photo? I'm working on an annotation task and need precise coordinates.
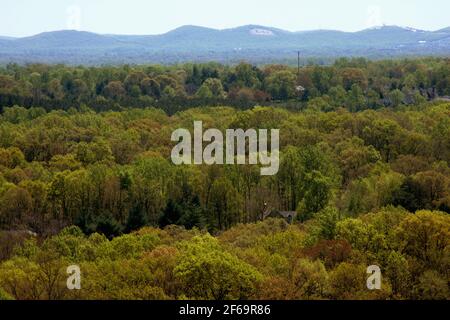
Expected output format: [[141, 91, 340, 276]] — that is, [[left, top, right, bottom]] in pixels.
[[0, 25, 449, 65]]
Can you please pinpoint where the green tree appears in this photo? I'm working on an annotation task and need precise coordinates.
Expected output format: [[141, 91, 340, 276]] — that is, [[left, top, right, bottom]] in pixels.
[[388, 89, 405, 107], [265, 70, 297, 100], [175, 235, 262, 300], [197, 78, 226, 99]]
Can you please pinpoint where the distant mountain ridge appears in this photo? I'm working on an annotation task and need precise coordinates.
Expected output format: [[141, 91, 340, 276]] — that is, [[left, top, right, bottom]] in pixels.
[[0, 25, 449, 65]]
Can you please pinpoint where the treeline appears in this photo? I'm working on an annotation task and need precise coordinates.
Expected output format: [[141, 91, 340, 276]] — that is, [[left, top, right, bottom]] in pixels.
[[0, 58, 449, 114], [0, 103, 449, 239]]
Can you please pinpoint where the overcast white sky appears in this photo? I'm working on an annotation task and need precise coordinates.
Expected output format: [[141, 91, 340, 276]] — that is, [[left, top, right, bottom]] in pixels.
[[2, 0, 449, 37]]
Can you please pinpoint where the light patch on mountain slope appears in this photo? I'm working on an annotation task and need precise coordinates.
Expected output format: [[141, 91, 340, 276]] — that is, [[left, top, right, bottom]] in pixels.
[[250, 28, 274, 36]]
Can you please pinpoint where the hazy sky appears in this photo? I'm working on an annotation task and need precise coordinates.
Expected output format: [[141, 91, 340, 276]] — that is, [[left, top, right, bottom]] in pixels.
[[2, 0, 449, 37]]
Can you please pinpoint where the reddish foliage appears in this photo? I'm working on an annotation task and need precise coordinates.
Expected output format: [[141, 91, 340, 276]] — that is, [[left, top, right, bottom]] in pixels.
[[303, 239, 352, 268]]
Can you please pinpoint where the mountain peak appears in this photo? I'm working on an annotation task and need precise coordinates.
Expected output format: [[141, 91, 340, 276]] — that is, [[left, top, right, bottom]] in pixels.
[[16, 30, 121, 48], [165, 25, 217, 35], [30, 29, 94, 36], [363, 25, 426, 33], [22, 29, 103, 41], [228, 25, 286, 34]]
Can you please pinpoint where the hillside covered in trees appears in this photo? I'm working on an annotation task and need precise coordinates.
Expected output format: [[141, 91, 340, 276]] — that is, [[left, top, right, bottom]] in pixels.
[[0, 58, 449, 300]]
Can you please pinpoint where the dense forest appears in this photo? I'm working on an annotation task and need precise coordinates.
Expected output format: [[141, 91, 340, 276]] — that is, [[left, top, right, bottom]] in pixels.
[[0, 58, 449, 300], [1, 58, 449, 114]]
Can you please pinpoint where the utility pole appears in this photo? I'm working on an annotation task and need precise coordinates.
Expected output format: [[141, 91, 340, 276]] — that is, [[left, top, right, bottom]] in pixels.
[[296, 51, 305, 99]]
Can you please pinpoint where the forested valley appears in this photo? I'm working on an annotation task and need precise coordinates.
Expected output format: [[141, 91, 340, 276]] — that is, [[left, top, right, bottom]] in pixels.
[[0, 58, 449, 300]]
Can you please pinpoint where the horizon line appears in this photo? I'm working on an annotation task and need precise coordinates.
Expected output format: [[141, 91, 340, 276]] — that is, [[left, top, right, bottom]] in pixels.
[[2, 23, 449, 39]]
